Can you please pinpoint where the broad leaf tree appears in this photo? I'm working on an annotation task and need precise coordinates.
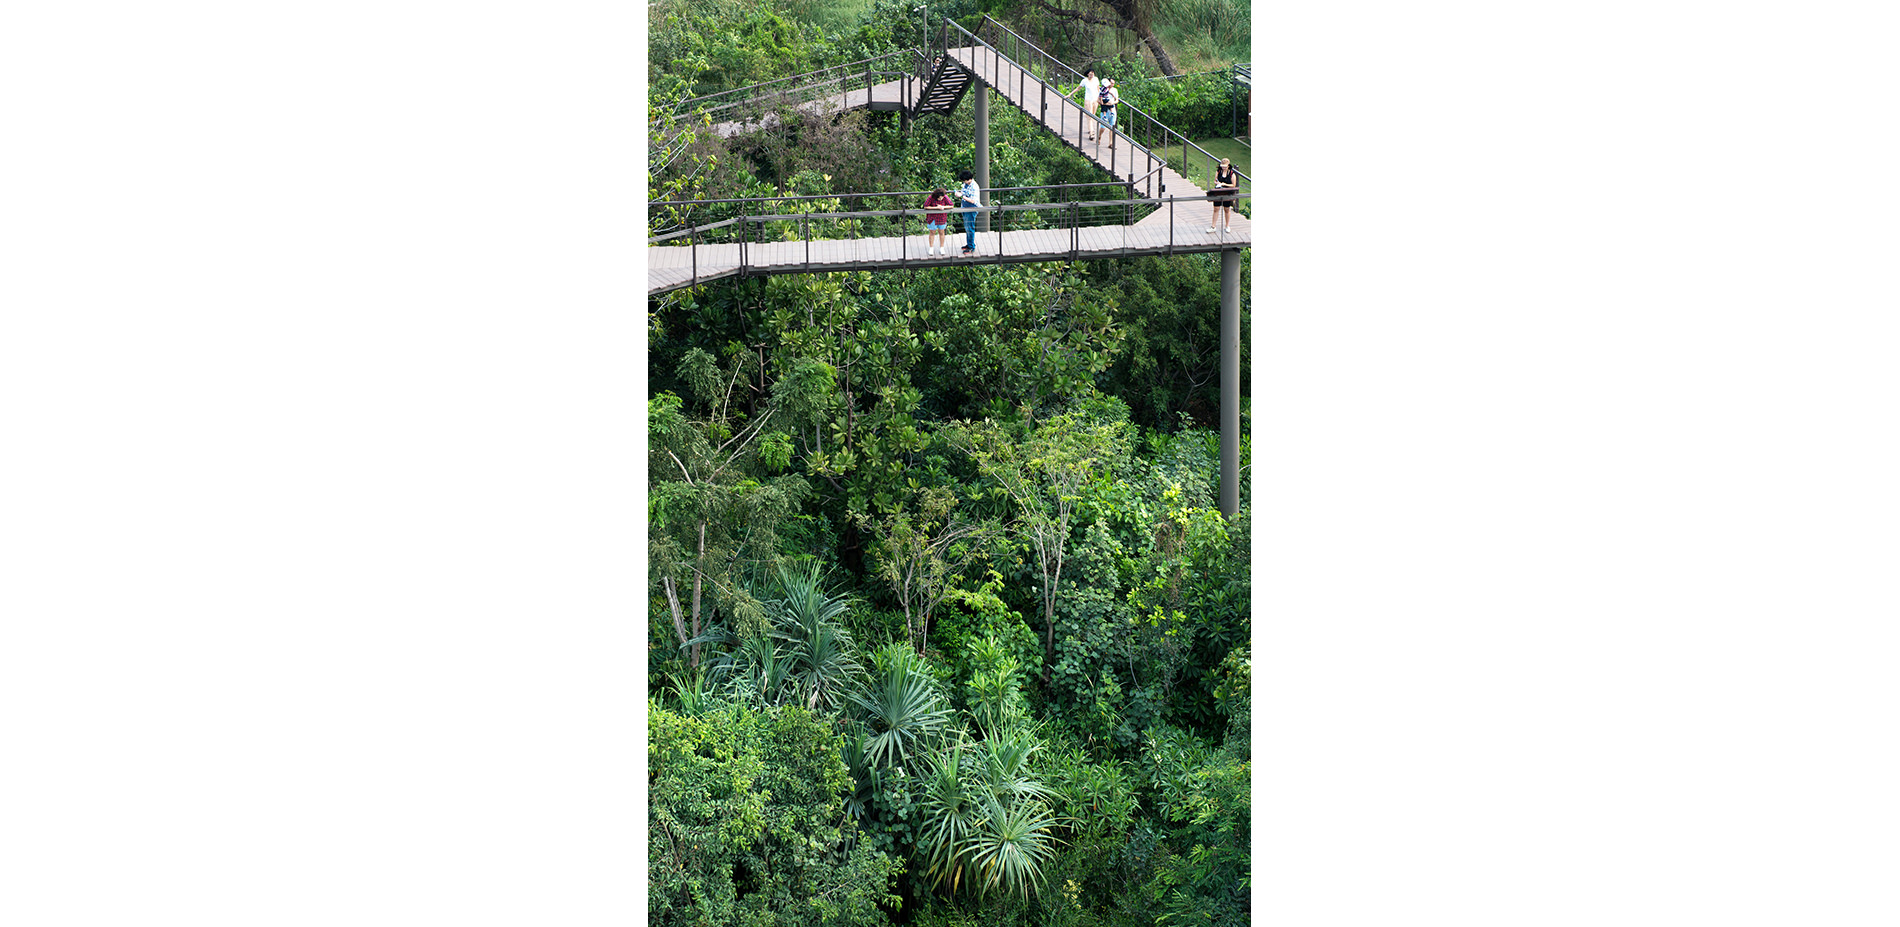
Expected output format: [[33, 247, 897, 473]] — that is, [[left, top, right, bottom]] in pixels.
[[649, 701, 904, 927], [862, 486, 997, 655], [649, 348, 810, 668], [950, 408, 1133, 681]]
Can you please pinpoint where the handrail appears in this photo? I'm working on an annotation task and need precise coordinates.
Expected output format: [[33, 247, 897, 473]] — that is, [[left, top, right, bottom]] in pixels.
[[717, 196, 1192, 226], [941, 15, 1167, 192], [649, 180, 1132, 211], [669, 51, 912, 112], [971, 14, 1251, 192], [649, 216, 741, 243], [651, 191, 1249, 242], [649, 191, 1251, 291], [982, 16, 1083, 86], [646, 188, 1254, 288]]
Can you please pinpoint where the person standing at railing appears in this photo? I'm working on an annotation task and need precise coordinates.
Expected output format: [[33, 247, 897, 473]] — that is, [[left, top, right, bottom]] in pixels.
[[1209, 157, 1240, 234], [1098, 79, 1120, 151], [956, 170, 982, 255], [1070, 68, 1100, 142], [924, 186, 954, 257]]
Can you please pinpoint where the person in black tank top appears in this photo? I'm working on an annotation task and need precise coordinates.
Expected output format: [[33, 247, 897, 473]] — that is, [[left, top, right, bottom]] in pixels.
[[1209, 157, 1239, 233]]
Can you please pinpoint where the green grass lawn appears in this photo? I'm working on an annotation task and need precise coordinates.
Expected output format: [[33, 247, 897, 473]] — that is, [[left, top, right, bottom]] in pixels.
[[1191, 137, 1252, 190], [1162, 137, 1253, 197]]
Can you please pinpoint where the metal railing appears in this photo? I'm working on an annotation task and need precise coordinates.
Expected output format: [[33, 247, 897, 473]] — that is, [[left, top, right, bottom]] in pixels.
[[659, 51, 920, 133], [649, 188, 1250, 289], [970, 15, 1251, 200], [650, 181, 1150, 244], [930, 17, 1169, 199]]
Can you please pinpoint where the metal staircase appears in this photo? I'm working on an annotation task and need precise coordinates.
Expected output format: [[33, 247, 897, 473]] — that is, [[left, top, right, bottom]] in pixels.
[[909, 51, 973, 117]]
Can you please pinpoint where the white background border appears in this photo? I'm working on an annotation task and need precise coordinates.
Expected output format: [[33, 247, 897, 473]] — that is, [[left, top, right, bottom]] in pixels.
[[4, 1, 1896, 923]]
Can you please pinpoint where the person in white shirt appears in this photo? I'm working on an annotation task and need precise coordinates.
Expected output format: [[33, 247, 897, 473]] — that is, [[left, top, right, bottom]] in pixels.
[[1071, 69, 1100, 141], [956, 170, 981, 254]]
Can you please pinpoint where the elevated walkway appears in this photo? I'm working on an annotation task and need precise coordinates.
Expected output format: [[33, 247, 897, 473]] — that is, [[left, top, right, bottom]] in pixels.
[[707, 76, 917, 138], [651, 18, 1251, 298], [649, 15, 1250, 517], [648, 198, 1247, 295], [941, 44, 1227, 234]]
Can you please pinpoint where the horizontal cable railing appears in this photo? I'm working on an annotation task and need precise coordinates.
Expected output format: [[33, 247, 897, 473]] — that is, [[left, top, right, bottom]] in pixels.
[[650, 181, 1143, 244], [659, 52, 918, 131], [937, 17, 1166, 199], [648, 191, 1251, 289], [972, 15, 1250, 200]]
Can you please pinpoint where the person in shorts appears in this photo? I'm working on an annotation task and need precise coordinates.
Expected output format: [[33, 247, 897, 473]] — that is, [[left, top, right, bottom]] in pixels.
[[923, 186, 954, 257], [1072, 68, 1100, 141], [1209, 157, 1240, 233], [1098, 78, 1120, 150]]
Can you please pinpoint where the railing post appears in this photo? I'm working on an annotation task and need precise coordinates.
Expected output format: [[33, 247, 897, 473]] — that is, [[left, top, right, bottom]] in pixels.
[[975, 82, 990, 234], [1220, 248, 1240, 516], [690, 222, 697, 285]]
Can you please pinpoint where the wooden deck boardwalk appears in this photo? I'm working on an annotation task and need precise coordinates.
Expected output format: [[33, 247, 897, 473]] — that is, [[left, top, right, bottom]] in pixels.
[[942, 46, 1231, 234], [649, 214, 1248, 294], [708, 78, 916, 139], [652, 46, 1249, 296]]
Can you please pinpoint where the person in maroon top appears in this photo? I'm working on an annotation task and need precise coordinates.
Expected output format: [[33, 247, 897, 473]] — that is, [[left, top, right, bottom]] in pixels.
[[923, 186, 954, 257]]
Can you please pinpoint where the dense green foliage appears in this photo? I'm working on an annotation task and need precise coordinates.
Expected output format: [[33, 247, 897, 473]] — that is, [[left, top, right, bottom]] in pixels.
[[650, 2, 1250, 924]]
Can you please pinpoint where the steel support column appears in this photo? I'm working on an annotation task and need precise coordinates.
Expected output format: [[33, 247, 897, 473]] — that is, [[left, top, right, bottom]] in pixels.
[[975, 84, 990, 233], [1220, 248, 1241, 517]]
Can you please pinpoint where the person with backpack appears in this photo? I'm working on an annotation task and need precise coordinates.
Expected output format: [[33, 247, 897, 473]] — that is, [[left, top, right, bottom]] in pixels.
[[1071, 68, 1100, 141], [1097, 78, 1120, 150]]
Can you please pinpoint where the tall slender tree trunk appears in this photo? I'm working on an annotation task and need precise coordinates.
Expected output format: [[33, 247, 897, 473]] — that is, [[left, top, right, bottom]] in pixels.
[[1043, 594, 1056, 684], [663, 574, 689, 661], [691, 520, 707, 668]]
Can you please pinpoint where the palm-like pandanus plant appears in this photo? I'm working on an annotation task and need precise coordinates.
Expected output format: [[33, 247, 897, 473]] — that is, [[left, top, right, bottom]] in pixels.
[[724, 629, 796, 707], [768, 560, 865, 712], [850, 643, 952, 769], [915, 740, 981, 894], [912, 722, 1065, 901], [962, 791, 1060, 900]]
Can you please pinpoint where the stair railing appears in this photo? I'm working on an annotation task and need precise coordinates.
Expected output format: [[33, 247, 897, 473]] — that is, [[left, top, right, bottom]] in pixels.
[[969, 15, 1252, 200], [940, 16, 1165, 195]]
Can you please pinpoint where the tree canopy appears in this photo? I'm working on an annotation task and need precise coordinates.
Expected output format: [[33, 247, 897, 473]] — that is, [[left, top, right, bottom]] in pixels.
[[648, 2, 1251, 923]]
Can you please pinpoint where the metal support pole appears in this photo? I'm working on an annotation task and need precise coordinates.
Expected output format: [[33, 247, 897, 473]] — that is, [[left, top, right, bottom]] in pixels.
[[1220, 248, 1241, 517], [975, 84, 990, 233]]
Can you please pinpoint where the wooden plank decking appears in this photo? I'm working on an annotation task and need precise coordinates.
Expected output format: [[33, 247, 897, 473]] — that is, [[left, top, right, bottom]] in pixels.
[[708, 78, 916, 138], [648, 210, 1246, 295]]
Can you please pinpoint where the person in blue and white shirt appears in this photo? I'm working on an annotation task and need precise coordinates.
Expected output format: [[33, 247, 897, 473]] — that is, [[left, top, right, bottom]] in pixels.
[[956, 170, 981, 255]]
